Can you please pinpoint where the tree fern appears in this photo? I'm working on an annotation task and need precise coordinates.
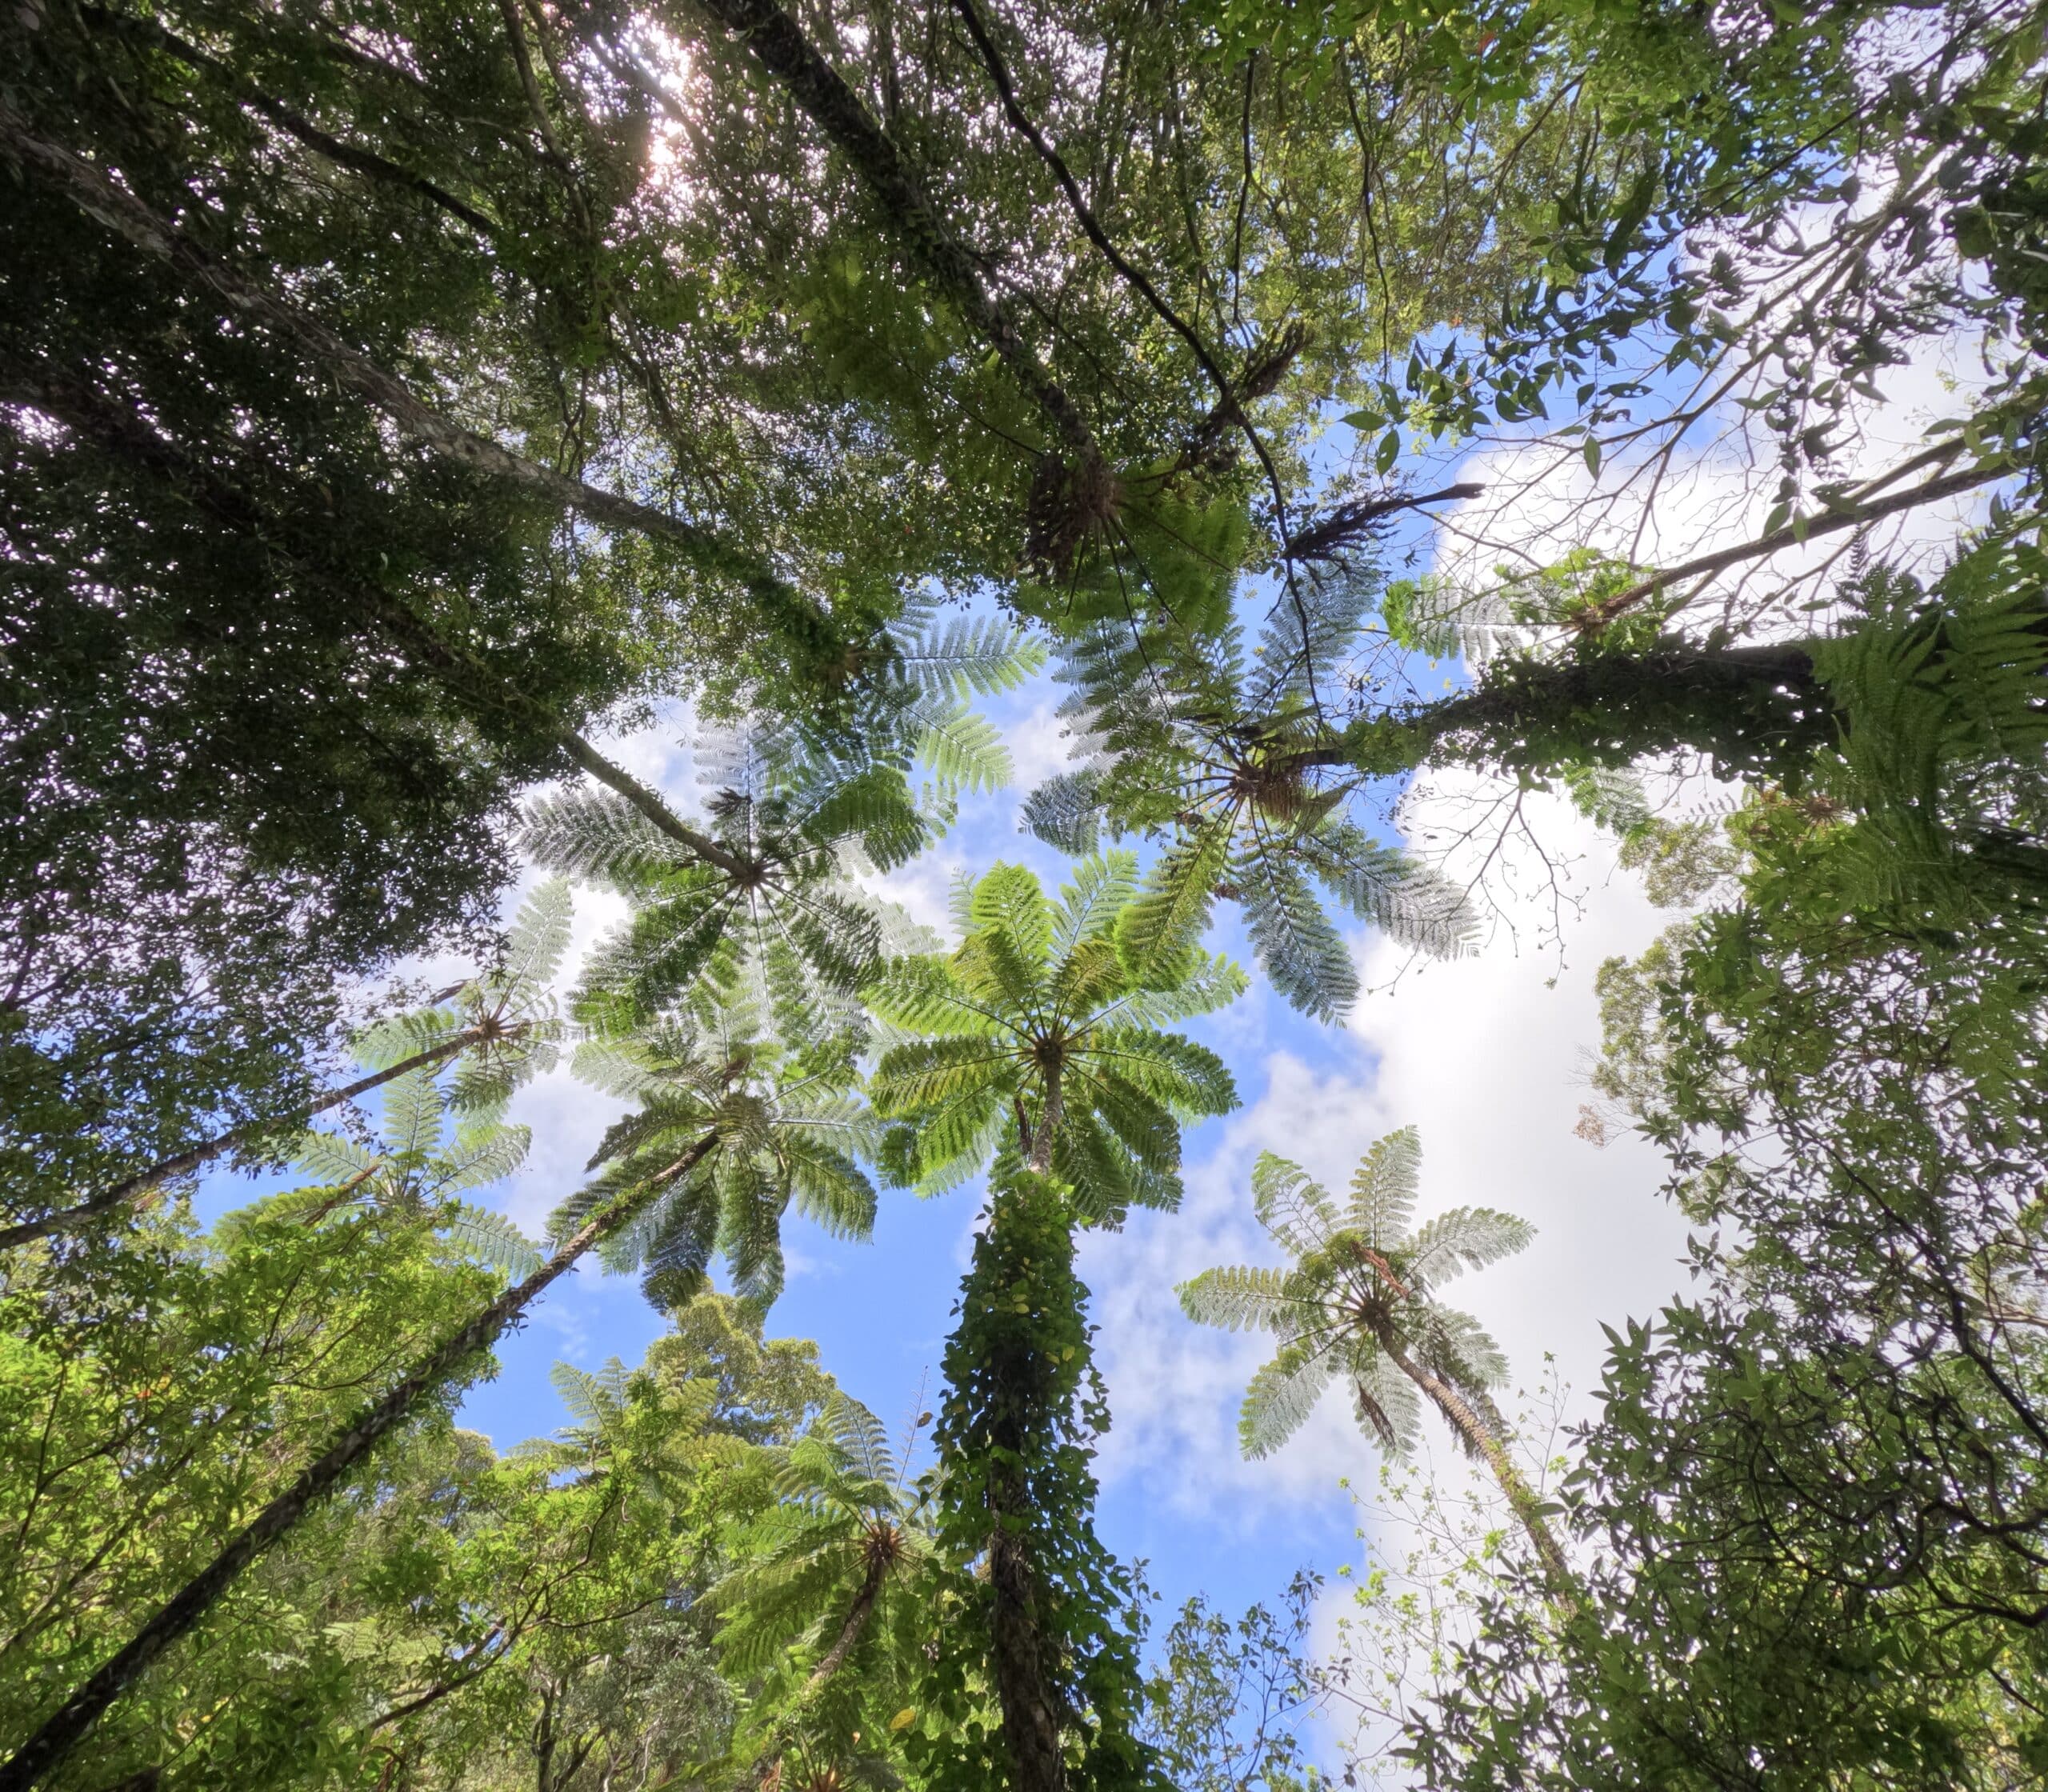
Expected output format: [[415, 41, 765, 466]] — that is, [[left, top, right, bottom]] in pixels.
[[866, 858, 1242, 1222], [558, 994, 878, 1310], [1182, 1128, 1568, 1586], [1023, 574, 1477, 1015]]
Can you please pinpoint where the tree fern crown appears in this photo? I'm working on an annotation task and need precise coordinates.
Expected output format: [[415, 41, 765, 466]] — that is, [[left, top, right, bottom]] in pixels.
[[1019, 570, 1478, 1018], [1178, 1127, 1534, 1460], [865, 856, 1244, 1225]]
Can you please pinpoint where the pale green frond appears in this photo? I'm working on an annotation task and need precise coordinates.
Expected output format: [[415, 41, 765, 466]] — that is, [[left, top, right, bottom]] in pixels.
[[1046, 935, 1129, 1026], [550, 1358, 632, 1434], [778, 1137, 878, 1241], [292, 1131, 380, 1186], [963, 862, 1054, 970], [886, 1086, 1009, 1195], [892, 609, 1044, 698], [351, 1006, 463, 1072], [1118, 822, 1230, 982], [379, 1067, 446, 1163], [1346, 1127, 1423, 1247], [1299, 822, 1478, 960], [1562, 765, 1655, 837], [426, 1123, 530, 1198], [502, 877, 574, 992], [1348, 1346, 1423, 1458], [1082, 1028, 1238, 1121], [914, 697, 1014, 795], [1110, 950, 1248, 1026], [1412, 1305, 1513, 1401], [868, 1037, 1015, 1120], [1177, 1265, 1312, 1335], [822, 1390, 896, 1485], [1022, 769, 1107, 857], [1238, 850, 1359, 1020], [1405, 1206, 1536, 1290], [862, 956, 1004, 1039], [1054, 1109, 1172, 1226], [1251, 1152, 1342, 1261], [440, 1202, 546, 1283], [1053, 850, 1141, 957], [1239, 1342, 1337, 1459], [447, 1027, 563, 1119], [522, 788, 682, 889], [570, 1037, 666, 1099]]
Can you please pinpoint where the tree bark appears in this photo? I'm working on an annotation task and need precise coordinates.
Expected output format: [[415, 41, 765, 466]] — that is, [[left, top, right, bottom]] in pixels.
[[802, 1549, 888, 1691], [979, 1169, 1067, 1792], [1332, 640, 1835, 782], [1382, 1342, 1577, 1601], [0, 1030, 483, 1251], [0, 1133, 717, 1792], [2, 362, 760, 888]]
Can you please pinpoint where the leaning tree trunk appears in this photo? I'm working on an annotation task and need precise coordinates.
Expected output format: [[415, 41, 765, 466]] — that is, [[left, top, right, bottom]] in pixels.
[[749, 1543, 894, 1786], [0, 1030, 490, 1251], [1382, 1342, 1578, 1602], [0, 107, 796, 607], [0, 1134, 716, 1792]]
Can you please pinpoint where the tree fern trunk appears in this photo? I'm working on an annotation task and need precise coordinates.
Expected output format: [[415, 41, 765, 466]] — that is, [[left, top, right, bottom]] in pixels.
[[1382, 1344, 1577, 1600], [0, 1134, 716, 1792], [0, 1031, 483, 1251], [802, 1550, 888, 1692]]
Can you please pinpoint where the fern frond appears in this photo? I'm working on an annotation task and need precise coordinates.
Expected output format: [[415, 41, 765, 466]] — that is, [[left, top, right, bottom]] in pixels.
[[442, 1203, 546, 1283], [1405, 1205, 1536, 1290], [1022, 770, 1107, 856], [1053, 850, 1141, 956], [1239, 851, 1358, 1019], [912, 697, 1014, 796], [522, 789, 682, 888], [1346, 1127, 1422, 1246], [1251, 1153, 1341, 1259], [1118, 823, 1230, 982], [1349, 1346, 1422, 1458], [503, 878, 574, 991], [1298, 822, 1477, 959], [1177, 1265, 1306, 1334], [1239, 1342, 1336, 1459]]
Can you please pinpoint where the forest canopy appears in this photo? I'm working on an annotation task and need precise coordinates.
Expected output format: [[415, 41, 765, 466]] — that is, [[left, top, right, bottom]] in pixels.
[[3, 0, 2047, 1785]]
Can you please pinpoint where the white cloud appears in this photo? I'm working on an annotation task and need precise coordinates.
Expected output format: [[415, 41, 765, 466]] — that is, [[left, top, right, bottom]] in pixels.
[[1004, 698, 1080, 795]]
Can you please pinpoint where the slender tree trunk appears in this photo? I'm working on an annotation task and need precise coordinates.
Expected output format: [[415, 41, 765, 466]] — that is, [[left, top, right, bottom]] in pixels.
[[985, 1499, 1066, 1792], [1381, 1342, 1577, 1601], [0, 1134, 716, 1792], [742, 1545, 892, 1787], [1026, 1066, 1062, 1176], [802, 1550, 887, 1691], [0, 1032, 485, 1251]]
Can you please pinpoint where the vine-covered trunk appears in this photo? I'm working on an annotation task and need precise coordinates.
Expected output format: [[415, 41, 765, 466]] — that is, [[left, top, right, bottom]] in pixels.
[[0, 1134, 716, 1792], [1382, 1342, 1577, 1599], [982, 1165, 1069, 1792], [0, 1030, 484, 1250]]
